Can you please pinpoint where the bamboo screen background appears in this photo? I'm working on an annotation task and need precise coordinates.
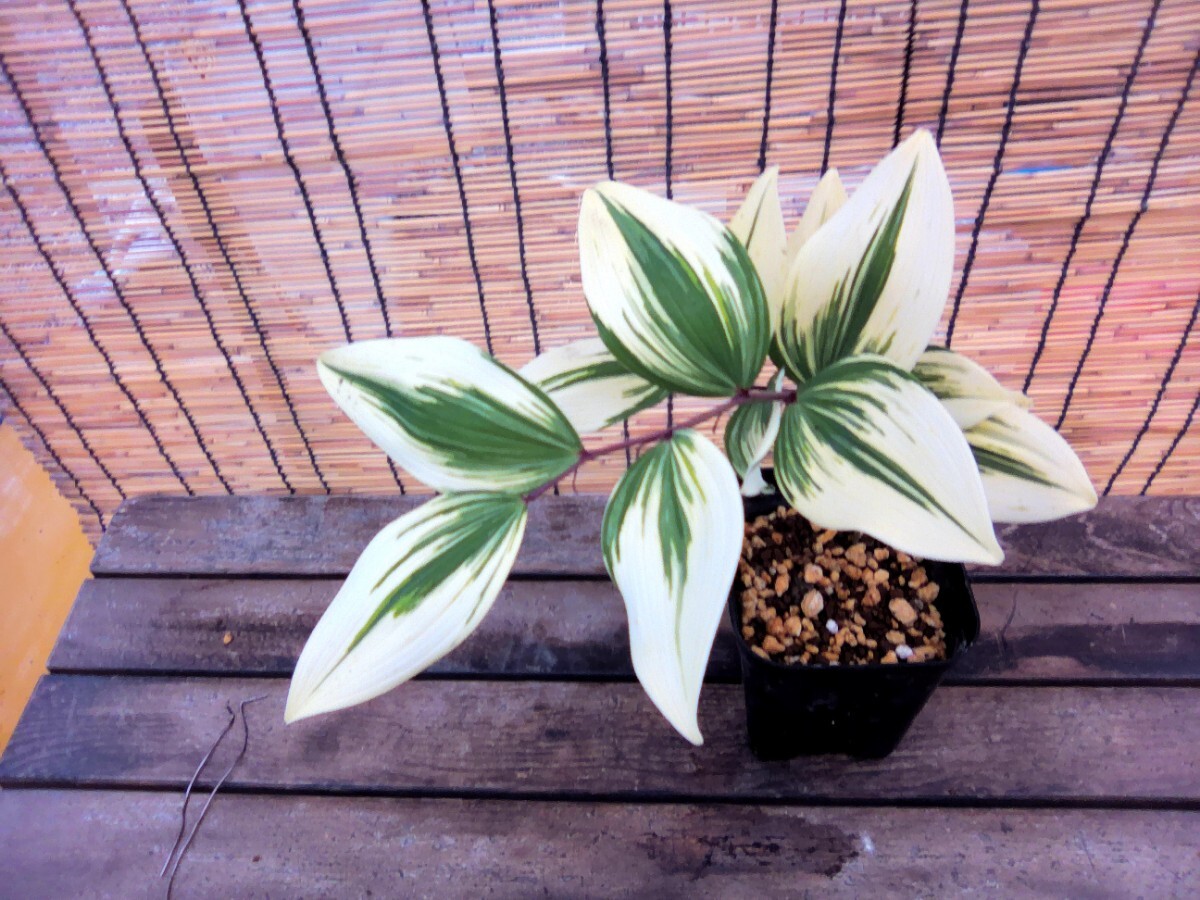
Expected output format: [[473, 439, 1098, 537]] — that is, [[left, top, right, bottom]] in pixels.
[[0, 0, 1196, 540]]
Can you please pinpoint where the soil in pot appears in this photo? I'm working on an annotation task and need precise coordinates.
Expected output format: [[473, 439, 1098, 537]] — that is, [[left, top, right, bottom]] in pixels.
[[737, 504, 948, 668]]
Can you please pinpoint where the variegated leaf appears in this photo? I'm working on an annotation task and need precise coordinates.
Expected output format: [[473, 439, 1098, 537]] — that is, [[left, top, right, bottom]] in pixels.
[[785, 167, 849, 267], [777, 130, 955, 382], [725, 370, 785, 497], [774, 355, 1003, 564], [579, 181, 771, 397], [319, 337, 581, 493], [965, 406, 1098, 523], [729, 166, 787, 332], [519, 337, 666, 435], [914, 346, 1030, 430], [602, 429, 743, 744], [286, 493, 527, 722]]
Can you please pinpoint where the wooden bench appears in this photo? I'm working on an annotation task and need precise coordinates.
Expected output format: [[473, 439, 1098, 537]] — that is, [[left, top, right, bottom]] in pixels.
[[2, 495, 1198, 895]]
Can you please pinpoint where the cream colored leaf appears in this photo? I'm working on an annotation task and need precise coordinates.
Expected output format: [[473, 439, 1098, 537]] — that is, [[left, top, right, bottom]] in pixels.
[[777, 130, 955, 382], [601, 430, 743, 744], [729, 166, 787, 332], [966, 406, 1098, 524], [914, 346, 1030, 430], [774, 355, 1003, 564], [286, 493, 527, 722], [520, 338, 666, 434]]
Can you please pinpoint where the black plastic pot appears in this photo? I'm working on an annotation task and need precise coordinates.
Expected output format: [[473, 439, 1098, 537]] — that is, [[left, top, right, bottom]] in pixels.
[[729, 472, 981, 761]]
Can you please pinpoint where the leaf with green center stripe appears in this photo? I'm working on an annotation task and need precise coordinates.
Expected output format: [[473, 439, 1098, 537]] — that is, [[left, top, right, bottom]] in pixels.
[[724, 370, 785, 497], [319, 337, 581, 493], [601, 429, 743, 744], [519, 337, 666, 435], [774, 354, 1002, 564], [285, 493, 527, 723], [729, 166, 787, 335], [914, 346, 1030, 429], [579, 181, 771, 396], [964, 406, 1097, 523], [777, 130, 954, 382]]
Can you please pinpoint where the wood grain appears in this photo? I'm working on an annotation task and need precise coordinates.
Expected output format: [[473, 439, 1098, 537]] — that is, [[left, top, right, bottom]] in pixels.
[[90, 495, 1200, 578], [3, 676, 1196, 802], [2, 790, 1197, 898], [49, 577, 1200, 683]]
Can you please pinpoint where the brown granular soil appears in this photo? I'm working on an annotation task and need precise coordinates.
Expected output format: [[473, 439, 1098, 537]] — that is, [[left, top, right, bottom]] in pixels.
[[737, 505, 948, 666]]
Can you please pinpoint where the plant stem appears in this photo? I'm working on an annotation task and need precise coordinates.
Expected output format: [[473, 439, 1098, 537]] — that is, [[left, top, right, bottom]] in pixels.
[[524, 385, 797, 502]]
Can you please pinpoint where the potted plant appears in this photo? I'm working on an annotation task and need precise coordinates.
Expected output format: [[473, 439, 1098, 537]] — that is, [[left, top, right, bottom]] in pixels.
[[284, 130, 1096, 758]]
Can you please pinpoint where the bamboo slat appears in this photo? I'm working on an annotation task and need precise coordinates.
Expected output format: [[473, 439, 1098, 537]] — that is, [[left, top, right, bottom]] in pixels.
[[0, 0, 1196, 539]]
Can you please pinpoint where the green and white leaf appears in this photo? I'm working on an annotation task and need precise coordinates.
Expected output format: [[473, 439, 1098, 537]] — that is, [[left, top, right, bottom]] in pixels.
[[319, 336, 581, 493], [601, 429, 743, 745], [729, 166, 787, 333], [777, 129, 955, 382], [774, 355, 1003, 564], [914, 346, 1030, 430], [725, 370, 785, 497], [519, 337, 666, 435], [579, 181, 771, 397], [785, 167, 848, 267], [965, 406, 1098, 524], [286, 493, 527, 723]]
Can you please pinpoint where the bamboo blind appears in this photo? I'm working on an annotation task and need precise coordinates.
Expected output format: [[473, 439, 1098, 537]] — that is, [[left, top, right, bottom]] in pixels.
[[0, 0, 1196, 540]]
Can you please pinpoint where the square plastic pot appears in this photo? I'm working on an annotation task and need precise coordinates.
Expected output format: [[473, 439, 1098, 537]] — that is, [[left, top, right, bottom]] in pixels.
[[728, 472, 981, 761]]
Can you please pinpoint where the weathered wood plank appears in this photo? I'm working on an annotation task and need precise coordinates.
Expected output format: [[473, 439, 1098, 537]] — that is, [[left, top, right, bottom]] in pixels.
[[49, 578, 1200, 683], [3, 677, 1196, 802], [91, 495, 1200, 579], [2, 791, 1196, 898]]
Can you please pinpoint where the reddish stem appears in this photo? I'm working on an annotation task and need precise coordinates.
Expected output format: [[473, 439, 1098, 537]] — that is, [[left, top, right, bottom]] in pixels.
[[524, 385, 797, 502]]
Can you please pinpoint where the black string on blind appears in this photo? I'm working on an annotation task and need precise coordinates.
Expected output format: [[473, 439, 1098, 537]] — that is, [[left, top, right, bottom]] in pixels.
[[595, 0, 633, 469], [663, 0, 674, 429], [1055, 48, 1198, 430], [292, 0, 392, 338], [487, 0, 541, 356], [1143, 392, 1199, 495], [1104, 290, 1199, 494], [0, 294, 125, 503], [1023, 0, 1161, 394], [0, 53, 194, 494], [935, 0, 969, 146], [758, 0, 780, 173], [821, 0, 849, 174], [944, 0, 1039, 347], [0, 372, 105, 530], [289, 1, 405, 494], [120, 0, 317, 494], [421, 0, 495, 356], [893, 0, 918, 149], [68, 0, 234, 496], [237, 0, 351, 347], [239, 0, 407, 496], [596, 0, 616, 183]]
